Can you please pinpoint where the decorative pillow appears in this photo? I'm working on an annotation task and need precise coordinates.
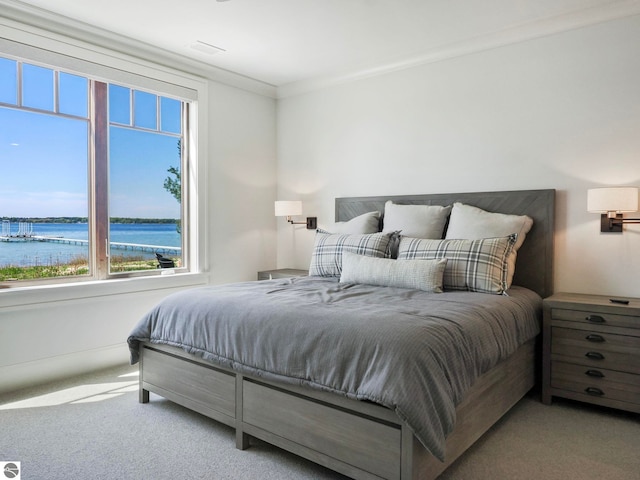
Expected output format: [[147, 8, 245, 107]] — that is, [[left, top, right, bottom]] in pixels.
[[397, 235, 517, 294], [382, 201, 452, 239], [340, 251, 447, 293], [445, 203, 533, 288], [326, 211, 380, 234], [309, 231, 393, 277]]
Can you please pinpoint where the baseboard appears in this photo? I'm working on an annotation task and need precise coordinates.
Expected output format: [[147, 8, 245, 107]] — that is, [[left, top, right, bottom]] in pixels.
[[0, 344, 130, 395]]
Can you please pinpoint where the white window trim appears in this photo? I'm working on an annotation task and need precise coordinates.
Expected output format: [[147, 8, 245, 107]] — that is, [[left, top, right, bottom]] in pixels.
[[0, 273, 209, 308], [0, 13, 210, 301]]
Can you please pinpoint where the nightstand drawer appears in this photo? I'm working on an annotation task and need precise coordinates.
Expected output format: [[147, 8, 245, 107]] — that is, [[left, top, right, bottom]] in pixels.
[[551, 326, 640, 351], [551, 344, 640, 374], [552, 361, 640, 388], [551, 362, 640, 405], [551, 308, 639, 330]]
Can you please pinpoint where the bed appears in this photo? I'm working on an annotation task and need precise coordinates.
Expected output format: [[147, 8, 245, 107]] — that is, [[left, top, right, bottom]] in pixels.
[[128, 189, 555, 480]]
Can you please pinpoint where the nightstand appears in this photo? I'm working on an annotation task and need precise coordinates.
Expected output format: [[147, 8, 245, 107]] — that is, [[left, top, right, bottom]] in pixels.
[[542, 292, 640, 413], [257, 268, 308, 281]]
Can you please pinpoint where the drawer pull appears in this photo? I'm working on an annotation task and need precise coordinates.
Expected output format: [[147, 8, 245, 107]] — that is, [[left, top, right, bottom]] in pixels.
[[585, 369, 605, 378], [585, 334, 605, 343], [585, 387, 604, 397], [586, 315, 605, 323], [585, 351, 605, 360]]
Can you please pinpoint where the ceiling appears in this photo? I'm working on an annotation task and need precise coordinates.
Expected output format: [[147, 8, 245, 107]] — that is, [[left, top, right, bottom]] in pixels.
[[7, 0, 640, 91]]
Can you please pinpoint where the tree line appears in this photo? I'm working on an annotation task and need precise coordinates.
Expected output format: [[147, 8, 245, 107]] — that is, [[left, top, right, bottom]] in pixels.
[[1, 217, 178, 224]]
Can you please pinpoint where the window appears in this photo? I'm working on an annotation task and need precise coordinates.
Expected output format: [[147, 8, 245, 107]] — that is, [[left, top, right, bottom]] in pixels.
[[107, 84, 186, 275], [0, 53, 193, 285]]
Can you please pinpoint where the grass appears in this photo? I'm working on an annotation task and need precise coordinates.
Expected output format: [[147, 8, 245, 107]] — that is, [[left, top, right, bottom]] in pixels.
[[109, 254, 158, 273], [0, 254, 179, 281]]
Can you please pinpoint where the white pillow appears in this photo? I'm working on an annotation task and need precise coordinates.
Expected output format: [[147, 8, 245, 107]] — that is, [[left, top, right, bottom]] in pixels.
[[340, 251, 447, 293], [326, 211, 380, 234], [445, 203, 533, 289], [382, 201, 451, 239]]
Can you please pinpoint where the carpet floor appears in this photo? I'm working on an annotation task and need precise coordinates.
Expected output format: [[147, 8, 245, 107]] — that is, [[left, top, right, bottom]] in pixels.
[[1, 364, 638, 479]]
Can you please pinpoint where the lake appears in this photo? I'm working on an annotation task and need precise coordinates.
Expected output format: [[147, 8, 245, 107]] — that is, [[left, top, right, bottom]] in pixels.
[[0, 222, 181, 267]]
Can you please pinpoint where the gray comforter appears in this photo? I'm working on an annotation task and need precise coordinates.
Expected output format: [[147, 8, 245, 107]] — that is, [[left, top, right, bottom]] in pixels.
[[127, 276, 541, 461]]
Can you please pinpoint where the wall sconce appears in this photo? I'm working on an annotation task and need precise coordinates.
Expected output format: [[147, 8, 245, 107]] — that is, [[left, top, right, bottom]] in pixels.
[[587, 187, 640, 233], [275, 200, 317, 229]]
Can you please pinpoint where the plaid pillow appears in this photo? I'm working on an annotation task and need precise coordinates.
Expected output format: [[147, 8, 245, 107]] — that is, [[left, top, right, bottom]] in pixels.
[[397, 235, 517, 294], [309, 231, 393, 277]]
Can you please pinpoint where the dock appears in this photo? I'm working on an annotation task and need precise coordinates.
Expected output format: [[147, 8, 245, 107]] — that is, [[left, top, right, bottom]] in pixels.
[[0, 235, 181, 256]]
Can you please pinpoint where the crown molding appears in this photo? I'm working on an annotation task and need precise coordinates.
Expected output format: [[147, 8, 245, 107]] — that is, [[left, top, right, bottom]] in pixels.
[[3, 0, 639, 101], [0, 0, 277, 98], [277, 0, 640, 99]]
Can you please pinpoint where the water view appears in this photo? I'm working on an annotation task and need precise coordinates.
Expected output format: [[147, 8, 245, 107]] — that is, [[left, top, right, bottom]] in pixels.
[[0, 221, 181, 268], [1, 56, 186, 281]]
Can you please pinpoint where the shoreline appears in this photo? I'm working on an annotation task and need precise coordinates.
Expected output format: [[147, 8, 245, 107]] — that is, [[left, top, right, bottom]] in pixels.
[[0, 222, 181, 269], [1, 217, 179, 224], [0, 253, 181, 281]]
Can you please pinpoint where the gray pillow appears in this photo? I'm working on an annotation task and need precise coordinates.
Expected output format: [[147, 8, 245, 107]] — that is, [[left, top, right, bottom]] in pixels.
[[382, 201, 451, 239], [445, 203, 533, 288], [340, 251, 447, 293], [326, 211, 380, 234]]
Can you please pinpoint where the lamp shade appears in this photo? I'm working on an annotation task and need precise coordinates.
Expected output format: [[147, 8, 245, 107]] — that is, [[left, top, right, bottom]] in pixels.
[[587, 187, 639, 213], [274, 200, 302, 217]]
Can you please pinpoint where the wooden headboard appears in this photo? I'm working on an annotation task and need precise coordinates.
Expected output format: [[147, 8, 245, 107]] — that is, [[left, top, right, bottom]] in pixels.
[[336, 189, 555, 298]]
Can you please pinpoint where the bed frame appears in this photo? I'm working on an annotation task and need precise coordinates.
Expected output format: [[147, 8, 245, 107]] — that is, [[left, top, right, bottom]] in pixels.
[[137, 189, 555, 480]]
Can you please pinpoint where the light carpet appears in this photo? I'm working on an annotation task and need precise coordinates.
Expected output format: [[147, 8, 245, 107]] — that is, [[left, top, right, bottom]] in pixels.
[[1, 364, 638, 479]]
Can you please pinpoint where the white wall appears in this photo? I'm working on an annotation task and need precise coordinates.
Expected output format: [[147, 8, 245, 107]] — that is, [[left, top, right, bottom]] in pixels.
[[208, 81, 278, 284], [0, 284, 191, 392], [277, 15, 640, 298]]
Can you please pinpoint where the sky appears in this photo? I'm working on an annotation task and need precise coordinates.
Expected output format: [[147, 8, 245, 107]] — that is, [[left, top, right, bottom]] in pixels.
[[0, 56, 182, 219]]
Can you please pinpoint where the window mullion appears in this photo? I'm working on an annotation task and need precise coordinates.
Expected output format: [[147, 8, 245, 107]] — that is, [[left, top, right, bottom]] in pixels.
[[53, 70, 59, 113], [181, 103, 189, 269], [16, 61, 22, 106], [93, 81, 109, 279]]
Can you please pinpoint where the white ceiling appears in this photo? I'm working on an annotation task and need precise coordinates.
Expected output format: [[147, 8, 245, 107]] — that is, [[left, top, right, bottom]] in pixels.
[[7, 0, 640, 90]]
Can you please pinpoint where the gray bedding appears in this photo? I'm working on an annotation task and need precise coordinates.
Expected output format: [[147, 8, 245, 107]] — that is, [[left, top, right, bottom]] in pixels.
[[127, 276, 541, 461]]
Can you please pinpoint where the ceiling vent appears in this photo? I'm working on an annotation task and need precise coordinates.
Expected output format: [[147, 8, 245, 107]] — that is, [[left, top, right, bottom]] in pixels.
[[188, 41, 226, 55]]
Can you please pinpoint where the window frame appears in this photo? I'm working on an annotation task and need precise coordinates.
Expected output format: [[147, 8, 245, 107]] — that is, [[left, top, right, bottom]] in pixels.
[[0, 22, 208, 295], [101, 82, 190, 280]]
